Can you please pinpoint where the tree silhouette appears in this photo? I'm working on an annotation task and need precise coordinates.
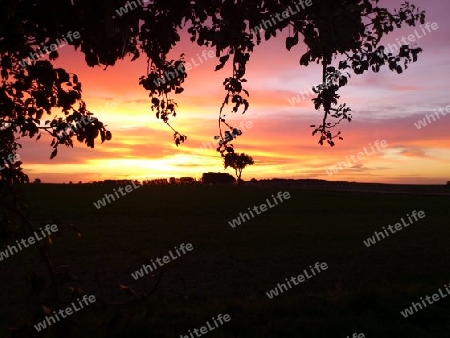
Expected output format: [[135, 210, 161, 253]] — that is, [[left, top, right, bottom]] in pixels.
[[224, 152, 254, 184], [0, 0, 426, 187]]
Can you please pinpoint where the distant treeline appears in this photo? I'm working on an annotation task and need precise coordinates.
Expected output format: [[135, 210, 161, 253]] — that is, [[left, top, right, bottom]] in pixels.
[[84, 173, 242, 185]]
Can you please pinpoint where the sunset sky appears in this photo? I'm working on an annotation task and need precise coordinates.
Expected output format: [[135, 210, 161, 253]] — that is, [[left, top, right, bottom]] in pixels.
[[19, 0, 450, 184]]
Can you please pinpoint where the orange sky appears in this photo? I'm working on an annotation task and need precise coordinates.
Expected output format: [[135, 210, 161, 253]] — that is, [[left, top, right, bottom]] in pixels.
[[18, 0, 450, 184]]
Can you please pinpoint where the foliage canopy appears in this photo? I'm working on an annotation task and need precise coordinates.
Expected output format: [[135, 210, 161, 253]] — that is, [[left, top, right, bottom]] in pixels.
[[0, 0, 426, 186]]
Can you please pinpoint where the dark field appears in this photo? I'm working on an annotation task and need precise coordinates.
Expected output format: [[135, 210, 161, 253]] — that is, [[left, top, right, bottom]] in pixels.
[[1, 184, 450, 337]]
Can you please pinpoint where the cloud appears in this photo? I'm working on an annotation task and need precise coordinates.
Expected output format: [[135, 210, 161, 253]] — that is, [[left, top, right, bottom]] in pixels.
[[399, 148, 428, 158]]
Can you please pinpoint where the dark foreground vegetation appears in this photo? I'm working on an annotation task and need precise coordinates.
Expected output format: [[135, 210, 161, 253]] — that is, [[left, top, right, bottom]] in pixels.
[[1, 184, 449, 337]]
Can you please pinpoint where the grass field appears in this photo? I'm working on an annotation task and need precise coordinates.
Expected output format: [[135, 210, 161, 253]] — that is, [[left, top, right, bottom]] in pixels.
[[1, 183, 450, 337]]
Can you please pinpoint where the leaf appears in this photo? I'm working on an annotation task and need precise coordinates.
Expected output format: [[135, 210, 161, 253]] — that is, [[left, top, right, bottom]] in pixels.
[[49, 51, 59, 60], [100, 130, 105, 143], [242, 100, 249, 114], [215, 63, 225, 71], [55, 68, 70, 82], [232, 128, 242, 136], [300, 53, 310, 66], [219, 55, 229, 63], [50, 148, 57, 159], [286, 34, 299, 51], [224, 131, 233, 141]]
